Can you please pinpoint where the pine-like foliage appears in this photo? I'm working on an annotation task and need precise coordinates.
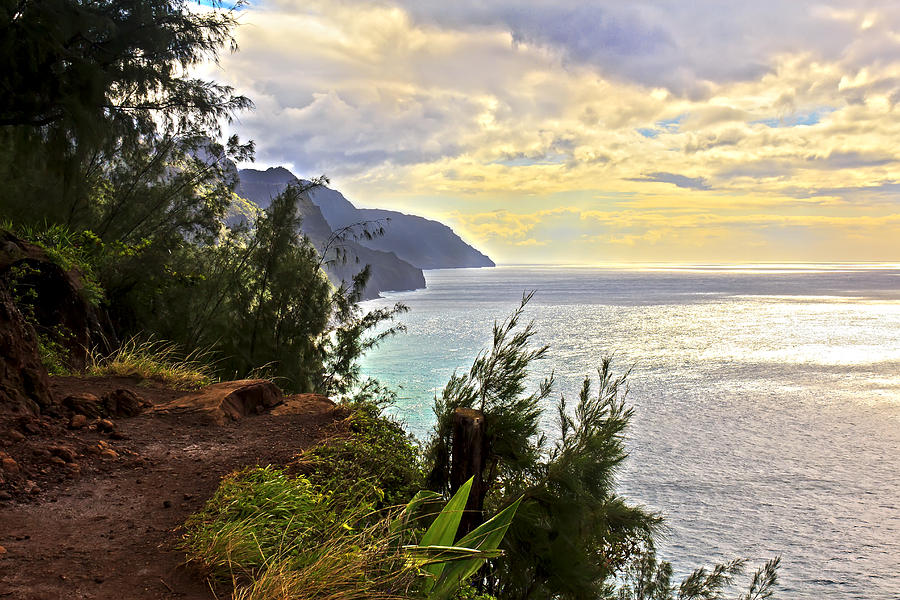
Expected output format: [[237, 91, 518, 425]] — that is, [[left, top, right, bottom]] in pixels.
[[427, 292, 550, 497], [426, 294, 661, 599], [616, 542, 781, 600], [1, 0, 252, 226]]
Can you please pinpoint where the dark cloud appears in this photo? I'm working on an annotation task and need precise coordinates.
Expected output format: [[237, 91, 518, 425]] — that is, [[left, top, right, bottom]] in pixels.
[[806, 151, 897, 169], [627, 172, 711, 190], [393, 0, 885, 96], [783, 181, 900, 204]]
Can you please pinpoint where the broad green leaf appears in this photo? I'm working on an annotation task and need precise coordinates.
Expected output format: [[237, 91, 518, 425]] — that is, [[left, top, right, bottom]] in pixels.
[[392, 489, 441, 533], [402, 544, 503, 564], [421, 478, 472, 547], [419, 477, 473, 590], [431, 496, 522, 600]]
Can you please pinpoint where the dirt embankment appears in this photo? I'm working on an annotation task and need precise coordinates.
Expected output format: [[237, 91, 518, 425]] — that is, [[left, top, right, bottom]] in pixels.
[[0, 375, 344, 600]]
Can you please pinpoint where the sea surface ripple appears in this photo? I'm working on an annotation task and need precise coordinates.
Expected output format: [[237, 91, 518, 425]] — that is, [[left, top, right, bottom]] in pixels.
[[360, 265, 900, 599]]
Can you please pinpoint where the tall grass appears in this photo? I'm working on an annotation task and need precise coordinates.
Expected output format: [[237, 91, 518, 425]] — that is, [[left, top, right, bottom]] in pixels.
[[182, 467, 418, 600], [229, 518, 417, 600], [87, 337, 214, 389]]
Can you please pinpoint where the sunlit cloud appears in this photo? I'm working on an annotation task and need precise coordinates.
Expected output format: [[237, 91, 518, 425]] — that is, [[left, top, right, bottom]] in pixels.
[[206, 0, 900, 262]]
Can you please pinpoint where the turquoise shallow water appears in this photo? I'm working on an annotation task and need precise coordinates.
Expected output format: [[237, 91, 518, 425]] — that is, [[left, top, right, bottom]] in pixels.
[[359, 265, 900, 599]]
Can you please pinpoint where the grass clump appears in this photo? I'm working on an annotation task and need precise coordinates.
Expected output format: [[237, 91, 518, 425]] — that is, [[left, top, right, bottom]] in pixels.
[[299, 401, 423, 509], [182, 467, 330, 581], [182, 466, 417, 599], [87, 337, 214, 389]]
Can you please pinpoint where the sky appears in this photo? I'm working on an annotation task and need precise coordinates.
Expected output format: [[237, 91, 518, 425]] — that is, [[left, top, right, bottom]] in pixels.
[[203, 0, 900, 264]]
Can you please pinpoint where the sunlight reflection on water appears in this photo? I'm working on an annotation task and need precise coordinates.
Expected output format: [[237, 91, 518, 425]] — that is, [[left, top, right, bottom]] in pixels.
[[360, 265, 900, 599]]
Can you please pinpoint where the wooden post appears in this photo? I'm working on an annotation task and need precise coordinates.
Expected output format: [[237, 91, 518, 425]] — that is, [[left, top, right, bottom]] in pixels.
[[450, 407, 486, 536]]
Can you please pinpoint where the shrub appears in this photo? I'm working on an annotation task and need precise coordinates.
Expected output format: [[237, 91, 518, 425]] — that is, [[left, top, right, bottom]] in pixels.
[[87, 337, 214, 389], [182, 466, 419, 599], [299, 400, 424, 510]]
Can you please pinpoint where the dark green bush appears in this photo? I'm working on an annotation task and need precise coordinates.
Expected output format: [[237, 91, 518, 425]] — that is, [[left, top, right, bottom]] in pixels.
[[301, 401, 424, 509]]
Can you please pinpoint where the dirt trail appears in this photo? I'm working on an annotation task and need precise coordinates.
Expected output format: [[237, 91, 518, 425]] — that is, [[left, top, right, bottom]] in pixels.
[[0, 376, 342, 600]]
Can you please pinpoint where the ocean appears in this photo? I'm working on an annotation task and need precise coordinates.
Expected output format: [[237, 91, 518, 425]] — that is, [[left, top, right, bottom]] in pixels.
[[359, 265, 900, 599]]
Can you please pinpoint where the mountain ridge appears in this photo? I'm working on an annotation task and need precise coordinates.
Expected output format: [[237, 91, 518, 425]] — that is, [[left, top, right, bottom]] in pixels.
[[304, 185, 495, 270], [233, 168, 425, 300], [234, 167, 493, 299]]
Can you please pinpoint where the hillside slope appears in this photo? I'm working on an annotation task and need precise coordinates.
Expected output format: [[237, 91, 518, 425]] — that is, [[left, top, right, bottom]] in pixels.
[[234, 168, 424, 300], [306, 185, 495, 270]]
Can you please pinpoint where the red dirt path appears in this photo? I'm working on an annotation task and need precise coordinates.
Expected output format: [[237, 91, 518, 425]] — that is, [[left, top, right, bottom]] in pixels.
[[0, 376, 343, 600]]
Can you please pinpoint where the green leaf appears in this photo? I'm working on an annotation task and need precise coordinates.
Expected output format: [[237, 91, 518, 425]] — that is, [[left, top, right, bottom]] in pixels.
[[392, 489, 442, 534], [402, 544, 503, 564], [419, 478, 473, 590], [421, 478, 472, 547], [431, 496, 522, 600]]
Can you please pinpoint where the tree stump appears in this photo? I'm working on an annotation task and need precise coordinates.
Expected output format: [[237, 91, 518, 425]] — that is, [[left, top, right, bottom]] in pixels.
[[450, 407, 486, 536]]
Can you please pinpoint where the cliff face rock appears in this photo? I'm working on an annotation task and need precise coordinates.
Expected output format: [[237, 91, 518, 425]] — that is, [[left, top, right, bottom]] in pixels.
[[305, 186, 495, 270], [0, 231, 100, 371], [0, 280, 52, 415], [234, 168, 425, 299]]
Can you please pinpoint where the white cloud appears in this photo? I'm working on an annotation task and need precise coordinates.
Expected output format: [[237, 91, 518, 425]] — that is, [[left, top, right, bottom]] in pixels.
[[205, 0, 900, 261]]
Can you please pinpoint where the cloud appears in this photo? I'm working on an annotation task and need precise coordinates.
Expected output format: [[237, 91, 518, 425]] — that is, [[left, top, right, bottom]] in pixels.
[[200, 0, 900, 261], [628, 172, 711, 190], [392, 1, 898, 96]]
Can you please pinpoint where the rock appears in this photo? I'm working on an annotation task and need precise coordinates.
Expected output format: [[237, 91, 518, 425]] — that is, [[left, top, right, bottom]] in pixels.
[[0, 545, 6, 555], [0, 280, 53, 415], [102, 389, 147, 417], [69, 414, 89, 429], [153, 380, 284, 426], [7, 430, 25, 443], [162, 500, 172, 508], [1, 457, 19, 474], [97, 419, 115, 433], [62, 393, 104, 418], [18, 416, 41, 434], [49, 446, 77, 463], [99, 449, 118, 459], [24, 480, 39, 494], [49, 456, 66, 466], [0, 491, 10, 501], [65, 463, 81, 479], [0, 230, 103, 372]]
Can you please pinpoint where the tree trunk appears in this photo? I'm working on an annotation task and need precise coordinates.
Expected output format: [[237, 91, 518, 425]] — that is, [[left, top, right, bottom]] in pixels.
[[450, 407, 487, 536]]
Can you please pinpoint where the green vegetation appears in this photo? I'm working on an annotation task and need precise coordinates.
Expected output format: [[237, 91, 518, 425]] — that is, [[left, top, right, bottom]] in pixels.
[[183, 309, 781, 599], [182, 466, 419, 600], [182, 467, 518, 600], [3, 2, 781, 598], [407, 479, 521, 600], [426, 294, 658, 598], [0, 0, 403, 394], [420, 296, 779, 599], [299, 401, 423, 509], [86, 337, 214, 389]]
